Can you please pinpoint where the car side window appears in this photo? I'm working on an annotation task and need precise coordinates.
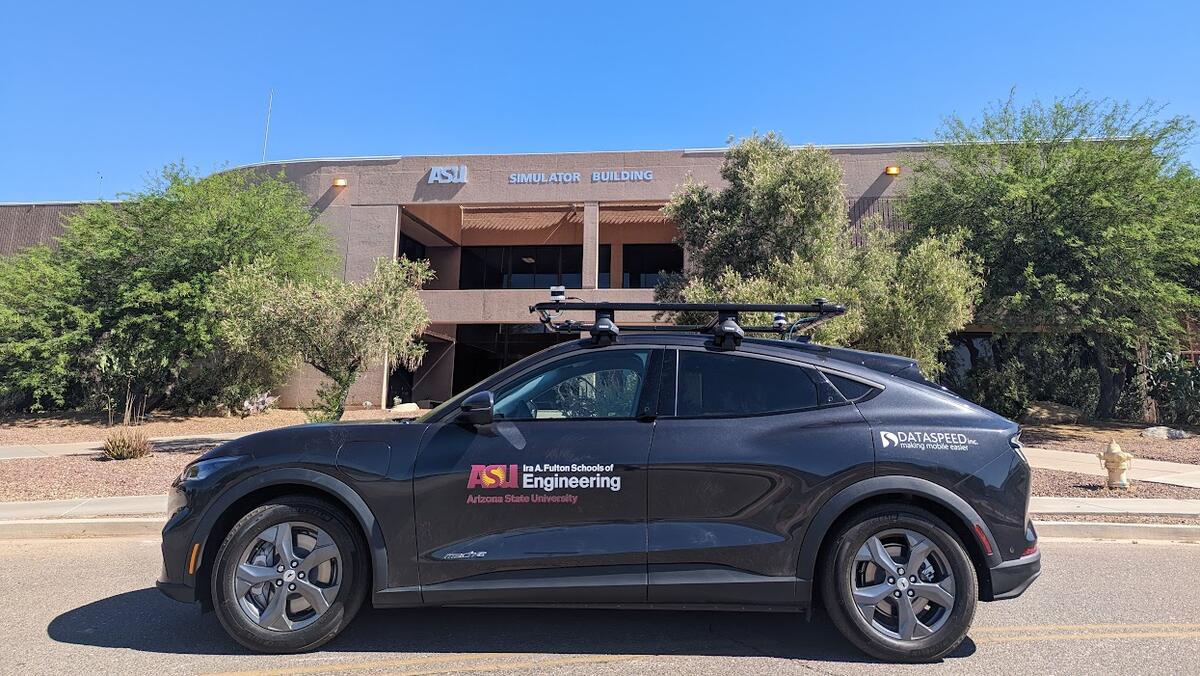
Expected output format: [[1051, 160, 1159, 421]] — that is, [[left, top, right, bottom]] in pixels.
[[676, 351, 840, 417], [493, 349, 651, 420]]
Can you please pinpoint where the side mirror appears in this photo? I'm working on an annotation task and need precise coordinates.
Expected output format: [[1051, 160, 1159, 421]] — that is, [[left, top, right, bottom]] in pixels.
[[458, 390, 494, 426]]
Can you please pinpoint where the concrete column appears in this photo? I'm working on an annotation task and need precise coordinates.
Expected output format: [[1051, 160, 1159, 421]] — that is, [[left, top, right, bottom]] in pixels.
[[582, 202, 599, 290]]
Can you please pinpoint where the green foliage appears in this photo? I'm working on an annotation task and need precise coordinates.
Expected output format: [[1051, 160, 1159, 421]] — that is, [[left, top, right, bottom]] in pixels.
[[665, 132, 848, 282], [216, 258, 434, 421], [1148, 352, 1200, 426], [0, 247, 96, 410], [0, 164, 336, 418], [963, 359, 1031, 421], [902, 92, 1200, 416], [664, 134, 982, 375], [101, 427, 153, 460], [954, 335, 1100, 419]]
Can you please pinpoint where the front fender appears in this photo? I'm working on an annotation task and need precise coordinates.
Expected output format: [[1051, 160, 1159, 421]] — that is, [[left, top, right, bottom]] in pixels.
[[191, 467, 390, 595]]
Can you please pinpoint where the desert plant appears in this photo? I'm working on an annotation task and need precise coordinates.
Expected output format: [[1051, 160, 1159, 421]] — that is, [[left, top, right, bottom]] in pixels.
[[0, 164, 337, 416], [101, 427, 153, 460], [217, 257, 433, 421], [903, 92, 1200, 417], [1148, 352, 1200, 426], [240, 392, 278, 418], [963, 360, 1031, 421], [663, 134, 981, 376]]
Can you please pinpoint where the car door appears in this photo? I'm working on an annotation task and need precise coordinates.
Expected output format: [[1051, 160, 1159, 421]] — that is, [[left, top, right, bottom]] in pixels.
[[413, 346, 661, 605], [647, 347, 875, 606]]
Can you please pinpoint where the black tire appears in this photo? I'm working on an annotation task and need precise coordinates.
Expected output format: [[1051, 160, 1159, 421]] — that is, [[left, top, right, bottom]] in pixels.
[[819, 504, 978, 662], [212, 497, 369, 653]]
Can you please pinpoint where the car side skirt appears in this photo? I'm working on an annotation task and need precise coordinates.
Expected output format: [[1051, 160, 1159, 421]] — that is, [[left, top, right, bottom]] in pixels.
[[373, 565, 810, 610]]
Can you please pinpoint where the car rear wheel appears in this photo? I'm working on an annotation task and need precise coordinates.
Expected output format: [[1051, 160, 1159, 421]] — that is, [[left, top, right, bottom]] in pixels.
[[820, 504, 978, 662], [212, 497, 368, 653]]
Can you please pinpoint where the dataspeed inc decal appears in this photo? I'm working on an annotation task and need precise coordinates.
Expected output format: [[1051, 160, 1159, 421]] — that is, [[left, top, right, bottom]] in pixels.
[[465, 463, 621, 505], [878, 430, 980, 452]]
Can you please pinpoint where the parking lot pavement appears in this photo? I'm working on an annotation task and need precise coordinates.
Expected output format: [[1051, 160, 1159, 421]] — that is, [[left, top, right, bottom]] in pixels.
[[2, 538, 1199, 675]]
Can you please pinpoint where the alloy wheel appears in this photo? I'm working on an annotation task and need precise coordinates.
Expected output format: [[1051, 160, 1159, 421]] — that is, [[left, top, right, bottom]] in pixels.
[[234, 521, 342, 632], [849, 528, 956, 641]]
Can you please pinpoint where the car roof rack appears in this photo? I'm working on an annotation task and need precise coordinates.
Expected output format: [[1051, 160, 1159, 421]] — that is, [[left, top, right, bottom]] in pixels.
[[530, 289, 846, 350]]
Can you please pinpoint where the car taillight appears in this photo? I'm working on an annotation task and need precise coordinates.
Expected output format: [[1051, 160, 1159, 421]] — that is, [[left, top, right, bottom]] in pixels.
[[1022, 543, 1038, 557]]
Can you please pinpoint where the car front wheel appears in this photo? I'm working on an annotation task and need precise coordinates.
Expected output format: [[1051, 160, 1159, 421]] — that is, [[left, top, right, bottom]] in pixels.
[[820, 504, 978, 662], [212, 497, 368, 653]]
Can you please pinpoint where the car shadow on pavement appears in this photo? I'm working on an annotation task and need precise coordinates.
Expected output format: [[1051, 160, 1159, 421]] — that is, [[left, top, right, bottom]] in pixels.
[[48, 588, 977, 663]]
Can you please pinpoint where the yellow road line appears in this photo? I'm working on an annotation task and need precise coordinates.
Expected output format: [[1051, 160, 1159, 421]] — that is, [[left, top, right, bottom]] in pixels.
[[975, 630, 1200, 644], [379, 654, 642, 675], [204, 652, 514, 676], [972, 622, 1200, 634]]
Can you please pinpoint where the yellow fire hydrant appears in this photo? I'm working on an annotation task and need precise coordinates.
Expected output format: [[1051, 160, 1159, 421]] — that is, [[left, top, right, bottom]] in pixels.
[[1097, 440, 1134, 490]]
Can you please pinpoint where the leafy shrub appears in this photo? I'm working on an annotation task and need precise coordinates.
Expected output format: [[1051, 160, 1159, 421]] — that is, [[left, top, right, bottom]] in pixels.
[[101, 427, 153, 460], [963, 360, 1030, 420], [1149, 352, 1200, 426], [955, 335, 1101, 420], [1020, 337, 1099, 418]]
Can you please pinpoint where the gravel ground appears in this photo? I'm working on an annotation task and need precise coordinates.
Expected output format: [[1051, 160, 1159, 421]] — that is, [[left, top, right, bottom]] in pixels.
[[0, 443, 211, 502], [1032, 513, 1200, 525], [1032, 468, 1200, 499], [0, 408, 417, 446], [1022, 421, 1200, 465]]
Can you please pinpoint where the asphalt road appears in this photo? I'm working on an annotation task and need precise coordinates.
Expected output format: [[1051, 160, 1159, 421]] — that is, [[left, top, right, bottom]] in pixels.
[[1, 537, 1198, 675]]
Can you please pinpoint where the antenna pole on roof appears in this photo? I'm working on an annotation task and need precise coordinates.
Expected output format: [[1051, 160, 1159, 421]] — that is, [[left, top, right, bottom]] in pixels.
[[261, 89, 274, 163]]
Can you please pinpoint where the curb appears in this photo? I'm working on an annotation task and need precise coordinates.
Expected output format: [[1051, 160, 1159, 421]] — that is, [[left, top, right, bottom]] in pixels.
[[0, 516, 1197, 543], [1034, 520, 1200, 542], [0, 517, 165, 540]]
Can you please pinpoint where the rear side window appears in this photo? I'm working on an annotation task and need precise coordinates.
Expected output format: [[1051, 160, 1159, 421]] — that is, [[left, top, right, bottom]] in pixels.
[[677, 351, 838, 417], [824, 373, 878, 401]]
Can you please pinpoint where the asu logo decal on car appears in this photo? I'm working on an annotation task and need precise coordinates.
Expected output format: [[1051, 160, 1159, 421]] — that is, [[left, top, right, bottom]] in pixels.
[[467, 464, 519, 489]]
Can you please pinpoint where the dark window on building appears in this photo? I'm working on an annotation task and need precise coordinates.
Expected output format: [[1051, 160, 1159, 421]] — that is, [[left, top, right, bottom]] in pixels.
[[676, 351, 837, 417], [397, 233, 427, 262], [453, 324, 578, 393], [622, 244, 683, 289], [459, 246, 586, 289], [599, 244, 611, 289], [562, 246, 583, 288]]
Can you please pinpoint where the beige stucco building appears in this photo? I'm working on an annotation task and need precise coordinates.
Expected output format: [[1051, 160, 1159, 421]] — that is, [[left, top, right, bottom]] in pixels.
[[0, 144, 922, 408]]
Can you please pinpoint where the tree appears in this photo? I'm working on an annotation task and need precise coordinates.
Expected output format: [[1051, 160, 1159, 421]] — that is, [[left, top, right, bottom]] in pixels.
[[662, 134, 982, 376], [0, 164, 337, 418], [901, 93, 1200, 417], [665, 132, 847, 282], [215, 258, 433, 421]]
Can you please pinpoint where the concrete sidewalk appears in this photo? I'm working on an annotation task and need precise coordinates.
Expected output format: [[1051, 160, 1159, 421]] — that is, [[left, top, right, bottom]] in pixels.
[[1030, 496, 1200, 515], [0, 431, 245, 460], [1024, 446, 1200, 489], [0, 494, 167, 520]]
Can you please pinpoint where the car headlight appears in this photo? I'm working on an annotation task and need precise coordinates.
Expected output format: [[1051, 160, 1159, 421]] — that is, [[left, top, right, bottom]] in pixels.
[[179, 456, 243, 482]]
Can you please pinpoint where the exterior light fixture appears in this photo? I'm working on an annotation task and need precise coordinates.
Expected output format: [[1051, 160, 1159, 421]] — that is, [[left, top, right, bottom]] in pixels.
[[884, 165, 901, 177], [333, 178, 349, 187]]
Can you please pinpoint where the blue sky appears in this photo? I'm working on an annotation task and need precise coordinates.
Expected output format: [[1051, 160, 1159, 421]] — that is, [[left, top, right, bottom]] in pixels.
[[1, 1, 1197, 202]]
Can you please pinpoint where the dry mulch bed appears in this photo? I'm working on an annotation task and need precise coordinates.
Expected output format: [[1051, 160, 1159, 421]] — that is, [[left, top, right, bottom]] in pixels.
[[0, 443, 213, 502], [1022, 421, 1200, 465], [1032, 468, 1200, 500], [0, 408, 414, 446]]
